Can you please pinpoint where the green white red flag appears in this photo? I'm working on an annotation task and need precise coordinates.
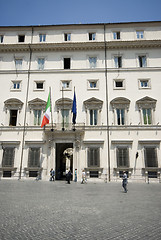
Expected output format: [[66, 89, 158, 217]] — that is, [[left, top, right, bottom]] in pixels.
[[41, 92, 51, 128]]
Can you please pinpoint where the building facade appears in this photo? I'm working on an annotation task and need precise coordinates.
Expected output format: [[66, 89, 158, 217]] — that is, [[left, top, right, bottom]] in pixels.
[[0, 21, 161, 182]]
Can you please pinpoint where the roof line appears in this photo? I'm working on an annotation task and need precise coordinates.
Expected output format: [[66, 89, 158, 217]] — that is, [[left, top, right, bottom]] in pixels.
[[0, 20, 161, 28]]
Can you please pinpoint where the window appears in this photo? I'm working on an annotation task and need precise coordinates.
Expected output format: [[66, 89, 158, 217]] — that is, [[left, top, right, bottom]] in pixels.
[[136, 31, 144, 39], [9, 110, 18, 126], [114, 79, 125, 89], [142, 108, 152, 125], [114, 56, 122, 68], [36, 82, 43, 89], [87, 79, 98, 90], [139, 79, 150, 89], [88, 148, 100, 167], [89, 33, 96, 41], [28, 148, 40, 167], [138, 55, 147, 67], [18, 35, 25, 42], [64, 58, 70, 69], [38, 58, 45, 70], [145, 147, 158, 168], [90, 82, 96, 88], [90, 109, 98, 125], [110, 97, 130, 125], [116, 109, 125, 125], [84, 97, 103, 126], [89, 57, 97, 68], [117, 147, 129, 167], [11, 81, 21, 90], [64, 33, 71, 41], [2, 147, 15, 167], [61, 80, 71, 90], [0, 35, 4, 43], [136, 96, 156, 125], [34, 110, 41, 126], [39, 34, 46, 42], [15, 59, 22, 70], [113, 32, 120, 40], [61, 109, 69, 128]]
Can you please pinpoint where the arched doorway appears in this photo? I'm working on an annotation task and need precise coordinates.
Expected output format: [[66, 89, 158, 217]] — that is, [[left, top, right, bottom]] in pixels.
[[56, 143, 73, 180]]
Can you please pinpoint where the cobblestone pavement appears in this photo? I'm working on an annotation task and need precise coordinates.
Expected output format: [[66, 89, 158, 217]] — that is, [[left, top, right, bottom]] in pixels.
[[0, 180, 161, 240]]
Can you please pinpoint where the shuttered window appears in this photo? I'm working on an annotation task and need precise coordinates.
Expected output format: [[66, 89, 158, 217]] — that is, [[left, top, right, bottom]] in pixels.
[[88, 148, 100, 167], [2, 147, 15, 167], [28, 148, 40, 167], [117, 147, 129, 167], [145, 148, 158, 167]]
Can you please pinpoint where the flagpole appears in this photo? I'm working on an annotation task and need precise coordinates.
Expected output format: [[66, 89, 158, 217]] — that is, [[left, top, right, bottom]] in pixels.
[[50, 87, 54, 132]]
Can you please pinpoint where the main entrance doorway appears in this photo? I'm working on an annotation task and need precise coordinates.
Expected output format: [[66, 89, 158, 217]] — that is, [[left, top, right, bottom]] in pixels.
[[56, 143, 73, 180]]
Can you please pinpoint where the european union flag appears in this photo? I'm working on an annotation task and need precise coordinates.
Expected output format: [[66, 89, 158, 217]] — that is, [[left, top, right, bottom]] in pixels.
[[72, 89, 77, 124]]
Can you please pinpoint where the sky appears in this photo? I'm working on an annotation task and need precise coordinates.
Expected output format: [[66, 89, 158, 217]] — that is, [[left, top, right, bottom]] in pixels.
[[0, 0, 161, 26]]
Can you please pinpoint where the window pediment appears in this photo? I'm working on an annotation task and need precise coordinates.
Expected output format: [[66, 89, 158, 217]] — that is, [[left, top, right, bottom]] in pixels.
[[84, 97, 103, 110], [136, 96, 157, 109], [110, 97, 130, 110], [28, 98, 46, 111], [56, 98, 72, 110], [4, 98, 23, 110]]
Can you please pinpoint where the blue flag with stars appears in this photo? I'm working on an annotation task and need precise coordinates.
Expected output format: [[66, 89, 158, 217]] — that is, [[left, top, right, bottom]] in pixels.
[[72, 88, 77, 124]]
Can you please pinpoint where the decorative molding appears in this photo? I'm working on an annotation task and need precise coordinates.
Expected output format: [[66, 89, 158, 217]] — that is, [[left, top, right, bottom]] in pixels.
[[1, 40, 161, 53], [84, 97, 103, 110], [28, 98, 47, 111], [110, 97, 130, 110]]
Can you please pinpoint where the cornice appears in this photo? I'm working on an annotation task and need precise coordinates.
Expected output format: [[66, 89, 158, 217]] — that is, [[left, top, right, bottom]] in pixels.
[[0, 39, 161, 53]]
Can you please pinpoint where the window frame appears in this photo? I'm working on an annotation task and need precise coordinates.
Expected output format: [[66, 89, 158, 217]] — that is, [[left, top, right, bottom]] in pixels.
[[138, 79, 151, 89], [87, 147, 100, 167], [11, 80, 22, 91], [87, 79, 99, 90], [113, 31, 121, 40], [138, 55, 147, 68], [89, 32, 96, 41], [28, 147, 41, 168], [37, 57, 45, 70], [136, 30, 144, 39], [64, 33, 71, 41], [61, 80, 72, 91], [0, 35, 4, 43], [39, 34, 46, 42], [2, 147, 15, 167], [34, 80, 45, 91], [63, 57, 71, 69], [116, 147, 129, 168], [18, 35, 25, 43], [114, 56, 122, 68], [15, 58, 23, 70], [33, 109, 42, 126], [113, 79, 125, 90], [89, 56, 97, 68]]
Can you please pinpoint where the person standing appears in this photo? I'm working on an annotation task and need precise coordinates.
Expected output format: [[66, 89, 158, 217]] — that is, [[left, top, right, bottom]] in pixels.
[[81, 169, 87, 184], [67, 169, 71, 184], [74, 169, 77, 182], [122, 171, 128, 193], [50, 168, 55, 181]]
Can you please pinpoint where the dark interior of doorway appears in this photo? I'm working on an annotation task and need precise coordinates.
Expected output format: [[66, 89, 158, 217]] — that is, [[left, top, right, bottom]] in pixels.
[[56, 143, 73, 180]]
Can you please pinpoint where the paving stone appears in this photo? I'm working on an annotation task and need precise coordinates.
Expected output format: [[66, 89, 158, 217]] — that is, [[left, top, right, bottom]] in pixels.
[[0, 180, 161, 239]]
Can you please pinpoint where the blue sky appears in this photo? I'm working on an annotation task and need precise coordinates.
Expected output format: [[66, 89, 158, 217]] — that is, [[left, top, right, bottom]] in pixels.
[[0, 0, 161, 26]]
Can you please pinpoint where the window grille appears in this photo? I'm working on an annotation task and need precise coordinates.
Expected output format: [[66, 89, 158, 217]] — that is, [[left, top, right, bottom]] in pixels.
[[2, 147, 15, 167], [28, 148, 40, 167], [144, 148, 158, 168], [117, 148, 129, 167], [88, 148, 100, 167]]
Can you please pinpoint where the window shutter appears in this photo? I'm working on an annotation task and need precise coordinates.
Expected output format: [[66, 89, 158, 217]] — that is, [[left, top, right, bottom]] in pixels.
[[2, 147, 15, 167]]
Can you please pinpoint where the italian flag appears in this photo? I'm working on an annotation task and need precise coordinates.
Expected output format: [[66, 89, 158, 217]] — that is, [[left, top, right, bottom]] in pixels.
[[41, 92, 51, 128]]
